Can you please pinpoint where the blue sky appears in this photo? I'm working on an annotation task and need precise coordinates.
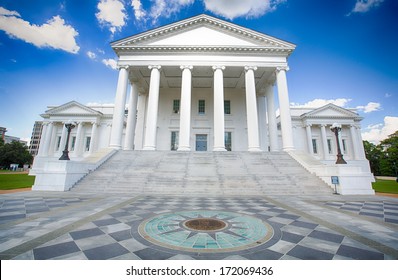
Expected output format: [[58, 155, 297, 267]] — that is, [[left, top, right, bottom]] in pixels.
[[0, 0, 397, 144]]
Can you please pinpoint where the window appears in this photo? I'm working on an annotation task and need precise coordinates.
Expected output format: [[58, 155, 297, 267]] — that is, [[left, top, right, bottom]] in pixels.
[[342, 139, 347, 154], [171, 131, 179, 151], [225, 132, 232, 151], [85, 137, 91, 152], [198, 100, 205, 115], [173, 99, 180, 114], [56, 136, 61, 151], [312, 139, 318, 154], [224, 100, 231, 115], [327, 139, 332, 154], [71, 136, 76, 151]]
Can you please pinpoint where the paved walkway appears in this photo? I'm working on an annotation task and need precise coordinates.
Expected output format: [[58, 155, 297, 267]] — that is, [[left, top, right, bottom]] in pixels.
[[0, 190, 397, 260]]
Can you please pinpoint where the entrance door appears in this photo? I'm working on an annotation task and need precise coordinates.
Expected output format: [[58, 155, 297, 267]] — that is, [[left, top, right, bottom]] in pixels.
[[196, 134, 207, 151]]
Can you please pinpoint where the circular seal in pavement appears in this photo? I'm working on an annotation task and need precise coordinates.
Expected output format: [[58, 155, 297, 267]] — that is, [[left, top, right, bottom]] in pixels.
[[138, 210, 274, 253]]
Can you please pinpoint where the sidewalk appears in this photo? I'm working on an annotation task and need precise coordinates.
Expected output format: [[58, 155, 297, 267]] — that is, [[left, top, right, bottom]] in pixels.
[[1, 191, 397, 260]]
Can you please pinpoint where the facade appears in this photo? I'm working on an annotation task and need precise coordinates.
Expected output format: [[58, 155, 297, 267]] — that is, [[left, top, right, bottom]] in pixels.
[[30, 14, 374, 194], [28, 121, 43, 156], [0, 126, 28, 145]]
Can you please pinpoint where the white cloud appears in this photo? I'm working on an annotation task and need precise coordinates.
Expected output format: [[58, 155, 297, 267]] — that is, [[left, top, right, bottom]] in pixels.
[[351, 0, 384, 13], [362, 116, 398, 144], [86, 51, 96, 60], [96, 0, 127, 34], [355, 102, 381, 113], [150, 0, 194, 23], [102, 58, 118, 70], [0, 6, 20, 16], [0, 6, 79, 53], [291, 98, 352, 108], [203, 0, 285, 20], [131, 0, 147, 21]]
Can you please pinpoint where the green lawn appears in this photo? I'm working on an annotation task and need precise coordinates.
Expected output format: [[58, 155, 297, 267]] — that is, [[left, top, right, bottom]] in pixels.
[[0, 174, 35, 190], [372, 179, 398, 194]]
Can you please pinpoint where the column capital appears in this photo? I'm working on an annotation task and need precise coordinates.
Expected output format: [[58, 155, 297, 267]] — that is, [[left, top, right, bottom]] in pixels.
[[276, 66, 290, 73], [117, 65, 129, 70], [180, 65, 193, 71], [212, 65, 225, 71], [148, 65, 161, 70], [244, 66, 257, 72], [305, 123, 312, 128], [320, 124, 328, 128]]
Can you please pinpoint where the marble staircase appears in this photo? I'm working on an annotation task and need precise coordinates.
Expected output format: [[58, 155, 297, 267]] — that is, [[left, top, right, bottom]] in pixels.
[[72, 151, 332, 195]]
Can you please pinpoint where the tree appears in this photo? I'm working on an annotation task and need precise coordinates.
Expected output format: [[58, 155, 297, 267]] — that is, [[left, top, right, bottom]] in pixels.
[[363, 140, 383, 175], [379, 131, 398, 177], [0, 140, 33, 169]]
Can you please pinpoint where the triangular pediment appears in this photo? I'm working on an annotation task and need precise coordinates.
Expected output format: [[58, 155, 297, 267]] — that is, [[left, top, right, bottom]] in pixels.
[[301, 104, 361, 119], [43, 101, 103, 116], [112, 14, 295, 53]]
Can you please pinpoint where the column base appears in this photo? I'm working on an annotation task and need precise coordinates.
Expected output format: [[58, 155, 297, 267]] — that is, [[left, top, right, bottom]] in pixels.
[[248, 147, 262, 152], [282, 146, 295, 151], [143, 146, 156, 151], [109, 144, 122, 150], [177, 147, 191, 152], [213, 147, 227, 152]]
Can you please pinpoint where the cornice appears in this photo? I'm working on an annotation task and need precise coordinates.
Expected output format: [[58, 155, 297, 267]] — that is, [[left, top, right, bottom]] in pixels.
[[113, 45, 293, 55], [44, 101, 104, 116], [112, 14, 295, 56]]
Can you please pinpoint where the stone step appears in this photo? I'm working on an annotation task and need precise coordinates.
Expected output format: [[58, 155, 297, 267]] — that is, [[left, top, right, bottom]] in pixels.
[[72, 151, 333, 195]]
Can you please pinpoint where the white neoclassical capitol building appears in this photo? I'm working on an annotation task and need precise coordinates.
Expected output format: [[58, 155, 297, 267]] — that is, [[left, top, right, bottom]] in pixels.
[[30, 14, 374, 195]]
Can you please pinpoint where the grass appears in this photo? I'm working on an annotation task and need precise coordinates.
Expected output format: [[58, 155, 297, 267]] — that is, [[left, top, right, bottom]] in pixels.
[[0, 173, 35, 190], [0, 173, 397, 194], [372, 179, 398, 194]]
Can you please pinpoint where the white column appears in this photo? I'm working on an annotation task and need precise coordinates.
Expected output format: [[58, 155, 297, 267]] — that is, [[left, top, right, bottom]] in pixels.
[[276, 67, 294, 151], [74, 122, 84, 157], [338, 126, 344, 155], [143, 65, 161, 150], [305, 124, 313, 154], [135, 94, 147, 150], [257, 94, 268, 151], [38, 122, 50, 156], [109, 66, 129, 149], [350, 124, 359, 160], [58, 123, 68, 155], [265, 84, 279, 151], [178, 65, 193, 151], [356, 126, 366, 159], [41, 122, 54, 156], [320, 124, 329, 159], [244, 66, 261, 151], [212, 66, 226, 151], [124, 84, 139, 150], [89, 122, 98, 154]]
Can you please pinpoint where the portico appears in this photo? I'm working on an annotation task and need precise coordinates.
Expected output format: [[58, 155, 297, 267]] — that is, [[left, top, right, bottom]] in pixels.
[[109, 14, 296, 152]]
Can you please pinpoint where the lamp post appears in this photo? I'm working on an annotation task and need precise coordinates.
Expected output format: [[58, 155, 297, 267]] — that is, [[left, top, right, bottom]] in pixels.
[[330, 123, 347, 164], [59, 121, 76, 160]]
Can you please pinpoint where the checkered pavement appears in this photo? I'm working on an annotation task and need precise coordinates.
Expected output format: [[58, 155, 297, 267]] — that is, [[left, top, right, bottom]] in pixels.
[[1, 195, 394, 260], [324, 201, 398, 224]]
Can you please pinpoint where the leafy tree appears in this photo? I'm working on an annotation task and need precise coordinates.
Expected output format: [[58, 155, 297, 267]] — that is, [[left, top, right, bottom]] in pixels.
[[379, 131, 398, 177], [363, 140, 383, 175], [0, 140, 33, 169]]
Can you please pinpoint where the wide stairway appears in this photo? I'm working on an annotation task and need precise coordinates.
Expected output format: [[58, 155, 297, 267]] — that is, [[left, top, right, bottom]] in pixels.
[[72, 151, 332, 195]]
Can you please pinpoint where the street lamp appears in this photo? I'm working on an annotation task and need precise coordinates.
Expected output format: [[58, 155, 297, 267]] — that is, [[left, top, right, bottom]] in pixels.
[[330, 123, 347, 164], [59, 121, 76, 160]]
